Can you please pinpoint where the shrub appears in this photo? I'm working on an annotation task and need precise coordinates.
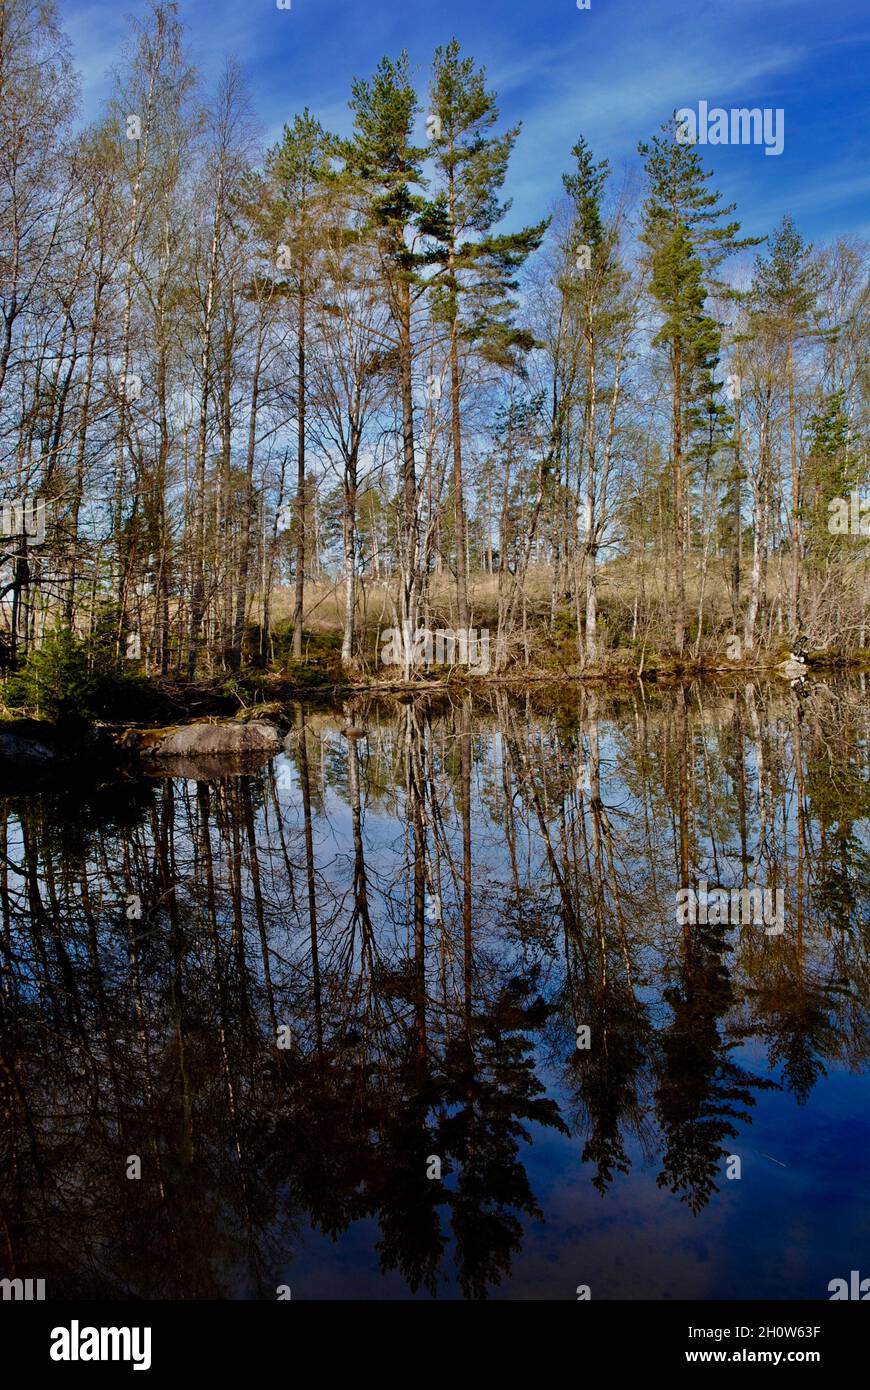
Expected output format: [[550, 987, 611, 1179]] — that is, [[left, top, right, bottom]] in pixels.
[[552, 608, 578, 643], [4, 625, 152, 723]]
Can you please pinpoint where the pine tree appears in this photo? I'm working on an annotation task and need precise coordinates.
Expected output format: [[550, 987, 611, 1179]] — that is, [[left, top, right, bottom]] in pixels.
[[347, 53, 428, 677], [753, 214, 817, 630], [803, 389, 857, 561], [427, 40, 546, 632], [265, 111, 335, 658], [639, 116, 760, 654], [560, 135, 630, 663]]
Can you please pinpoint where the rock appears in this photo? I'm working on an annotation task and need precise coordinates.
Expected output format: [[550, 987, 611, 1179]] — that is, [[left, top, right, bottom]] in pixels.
[[0, 719, 119, 787], [144, 720, 282, 759], [234, 701, 288, 728], [0, 728, 61, 773]]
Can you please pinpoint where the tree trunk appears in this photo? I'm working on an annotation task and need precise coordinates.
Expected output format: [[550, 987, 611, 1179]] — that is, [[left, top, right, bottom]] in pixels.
[[787, 326, 800, 633], [397, 276, 419, 680], [672, 347, 687, 654], [292, 263, 306, 659]]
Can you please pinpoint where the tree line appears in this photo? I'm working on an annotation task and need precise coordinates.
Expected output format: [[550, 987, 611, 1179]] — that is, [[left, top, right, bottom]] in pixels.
[[1, 0, 867, 690]]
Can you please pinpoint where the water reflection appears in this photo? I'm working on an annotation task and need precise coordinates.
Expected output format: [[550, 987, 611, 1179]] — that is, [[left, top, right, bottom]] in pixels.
[[2, 678, 869, 1298]]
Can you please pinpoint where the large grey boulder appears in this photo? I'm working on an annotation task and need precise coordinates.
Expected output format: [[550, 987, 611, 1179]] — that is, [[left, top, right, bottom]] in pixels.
[[778, 658, 808, 680], [139, 719, 282, 779], [145, 720, 282, 759]]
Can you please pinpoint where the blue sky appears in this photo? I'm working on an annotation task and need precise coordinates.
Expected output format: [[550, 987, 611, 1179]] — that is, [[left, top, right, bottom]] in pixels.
[[62, 0, 869, 243]]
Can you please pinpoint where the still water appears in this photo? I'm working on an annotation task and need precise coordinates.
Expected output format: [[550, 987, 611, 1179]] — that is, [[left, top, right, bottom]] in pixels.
[[2, 679, 868, 1299]]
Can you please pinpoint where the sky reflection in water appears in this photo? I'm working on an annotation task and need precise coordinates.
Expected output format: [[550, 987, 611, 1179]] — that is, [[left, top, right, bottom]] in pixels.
[[2, 680, 868, 1299]]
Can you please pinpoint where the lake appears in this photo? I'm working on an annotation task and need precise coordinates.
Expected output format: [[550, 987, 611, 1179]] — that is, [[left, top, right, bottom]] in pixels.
[[1, 677, 868, 1299]]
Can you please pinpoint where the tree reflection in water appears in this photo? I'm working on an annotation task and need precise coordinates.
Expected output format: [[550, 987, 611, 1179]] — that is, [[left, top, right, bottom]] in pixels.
[[2, 679, 868, 1297]]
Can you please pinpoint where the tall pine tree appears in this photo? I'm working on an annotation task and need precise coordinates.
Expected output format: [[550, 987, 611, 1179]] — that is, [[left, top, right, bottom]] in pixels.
[[753, 214, 817, 631], [639, 116, 759, 654], [427, 39, 546, 631]]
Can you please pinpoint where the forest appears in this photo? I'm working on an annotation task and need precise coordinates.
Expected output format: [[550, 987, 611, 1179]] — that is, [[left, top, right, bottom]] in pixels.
[[2, 0, 870, 1318], [1, 0, 868, 721]]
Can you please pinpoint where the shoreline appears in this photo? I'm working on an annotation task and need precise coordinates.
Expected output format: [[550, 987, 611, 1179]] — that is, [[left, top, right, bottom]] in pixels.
[[2, 654, 867, 791]]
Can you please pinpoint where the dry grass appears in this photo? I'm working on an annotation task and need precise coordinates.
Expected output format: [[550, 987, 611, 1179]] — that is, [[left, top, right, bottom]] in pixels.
[[255, 555, 861, 670], [261, 558, 739, 636]]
